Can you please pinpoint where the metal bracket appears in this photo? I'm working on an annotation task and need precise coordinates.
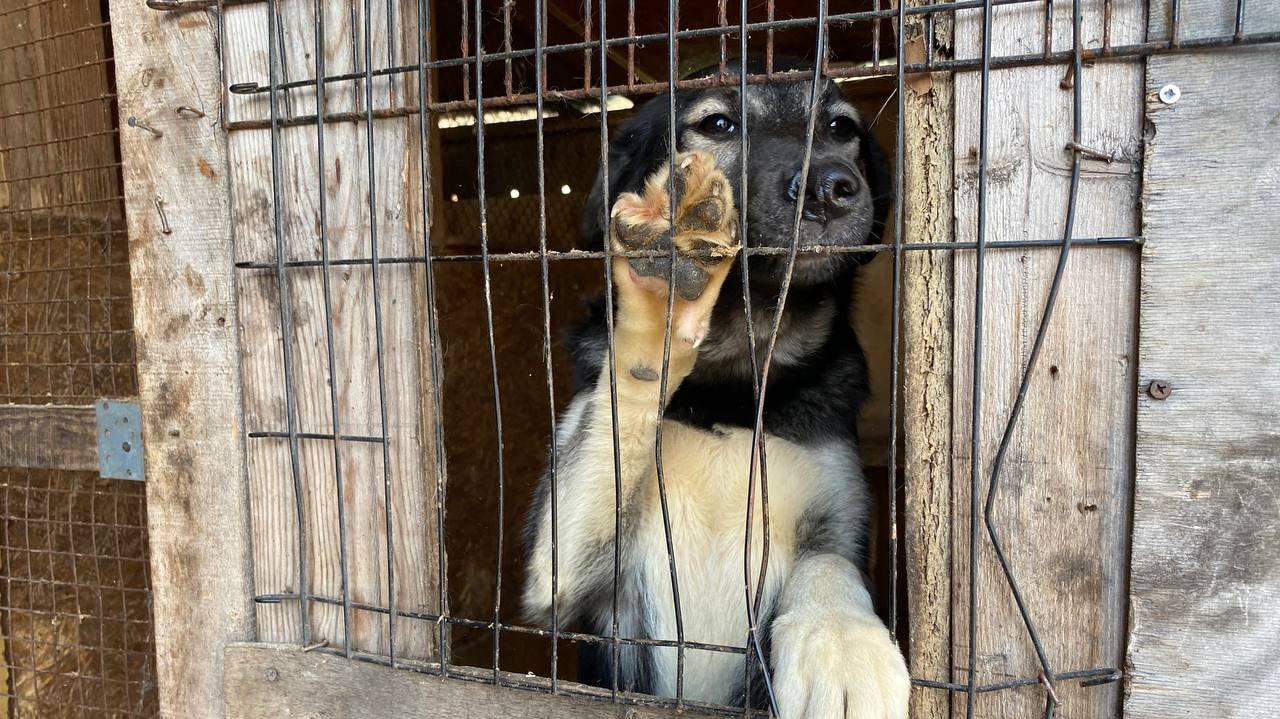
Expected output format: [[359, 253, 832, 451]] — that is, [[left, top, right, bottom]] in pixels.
[[95, 399, 144, 481]]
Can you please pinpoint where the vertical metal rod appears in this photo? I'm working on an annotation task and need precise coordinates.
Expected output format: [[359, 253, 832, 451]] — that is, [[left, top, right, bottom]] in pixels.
[[968, 0, 995, 715], [627, 0, 637, 90], [765, 0, 775, 73], [472, 0, 509, 683], [583, 0, 593, 90], [595, 1, 626, 701], [385, 0, 397, 107], [1043, 0, 1053, 58], [927, 10, 936, 68], [887, 0, 908, 646], [275, 2, 295, 119], [1103, 0, 1113, 52], [655, 0, 690, 702], [983, 2, 1087, 714], [312, 0, 355, 658], [502, 0, 513, 97], [349, 0, 362, 115], [265, 0, 311, 649], [461, 0, 470, 102], [1234, 0, 1247, 42], [874, 0, 882, 68], [717, 0, 728, 78], [1169, 0, 1181, 47], [737, 0, 771, 711], [362, 0, 399, 665], [533, 0, 560, 693], [743, 0, 830, 706], [414, 0, 452, 676], [217, 0, 229, 130]]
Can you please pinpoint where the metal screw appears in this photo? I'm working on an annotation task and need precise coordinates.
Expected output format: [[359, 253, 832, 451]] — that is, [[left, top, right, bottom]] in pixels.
[[265, 667, 279, 682], [1148, 380, 1172, 400], [1158, 83, 1181, 105]]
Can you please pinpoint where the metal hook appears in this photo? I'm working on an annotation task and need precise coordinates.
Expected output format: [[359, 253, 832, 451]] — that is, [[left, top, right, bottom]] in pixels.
[[127, 116, 163, 138], [154, 196, 173, 235]]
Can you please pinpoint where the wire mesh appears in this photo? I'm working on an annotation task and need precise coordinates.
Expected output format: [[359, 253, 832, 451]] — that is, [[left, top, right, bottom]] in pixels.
[[203, 0, 1276, 716], [0, 1, 134, 405], [0, 468, 158, 717], [0, 1, 156, 717]]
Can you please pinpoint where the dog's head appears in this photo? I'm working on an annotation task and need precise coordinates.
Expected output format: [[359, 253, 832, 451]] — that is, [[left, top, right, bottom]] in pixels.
[[580, 57, 890, 286]]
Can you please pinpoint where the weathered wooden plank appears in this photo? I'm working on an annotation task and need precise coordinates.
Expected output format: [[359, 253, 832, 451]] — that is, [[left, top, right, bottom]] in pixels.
[[1126, 44, 1280, 719], [105, 3, 254, 717], [0, 404, 97, 471], [948, 2, 1140, 716], [901, 4, 955, 717], [222, 0, 439, 659], [223, 643, 719, 719]]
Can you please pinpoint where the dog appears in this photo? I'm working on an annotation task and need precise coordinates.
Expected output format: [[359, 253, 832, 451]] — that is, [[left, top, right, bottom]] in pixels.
[[521, 58, 910, 718]]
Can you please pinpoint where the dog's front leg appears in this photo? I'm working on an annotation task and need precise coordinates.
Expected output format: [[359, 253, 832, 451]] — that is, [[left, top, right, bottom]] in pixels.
[[523, 151, 740, 624], [771, 554, 910, 719]]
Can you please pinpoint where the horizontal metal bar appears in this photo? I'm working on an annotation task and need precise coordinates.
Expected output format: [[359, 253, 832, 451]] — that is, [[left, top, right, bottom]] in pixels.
[[253, 592, 747, 655], [913, 667, 1122, 693], [246, 431, 386, 443], [222, 23, 1280, 121], [225, 0, 1043, 97], [231, 236, 1140, 271]]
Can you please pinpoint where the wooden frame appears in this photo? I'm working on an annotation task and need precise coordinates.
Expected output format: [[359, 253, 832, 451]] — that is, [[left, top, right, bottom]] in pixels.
[[1126, 3, 1280, 716], [107, 2, 254, 717], [0, 405, 98, 471], [223, 643, 723, 719]]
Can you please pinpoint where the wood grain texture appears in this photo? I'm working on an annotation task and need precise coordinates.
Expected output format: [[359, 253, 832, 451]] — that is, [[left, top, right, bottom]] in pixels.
[[222, 0, 440, 659], [949, 2, 1140, 716], [223, 643, 720, 719], [901, 4, 955, 717], [105, 4, 254, 717], [1126, 43, 1280, 719], [0, 404, 97, 471]]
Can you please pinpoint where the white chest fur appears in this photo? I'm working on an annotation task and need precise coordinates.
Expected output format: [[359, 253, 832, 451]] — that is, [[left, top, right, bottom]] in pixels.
[[628, 420, 866, 703]]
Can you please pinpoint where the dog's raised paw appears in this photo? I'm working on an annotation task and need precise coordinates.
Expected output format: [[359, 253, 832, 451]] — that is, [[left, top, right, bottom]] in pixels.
[[610, 150, 739, 302]]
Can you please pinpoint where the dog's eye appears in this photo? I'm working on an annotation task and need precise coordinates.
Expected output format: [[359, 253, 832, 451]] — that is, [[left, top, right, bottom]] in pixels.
[[828, 116, 857, 141], [697, 114, 738, 137]]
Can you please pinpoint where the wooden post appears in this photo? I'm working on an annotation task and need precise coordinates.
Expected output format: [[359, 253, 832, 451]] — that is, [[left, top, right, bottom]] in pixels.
[[106, 3, 254, 717], [944, 4, 1141, 717], [1126, 4, 1280, 716], [901, 4, 955, 717]]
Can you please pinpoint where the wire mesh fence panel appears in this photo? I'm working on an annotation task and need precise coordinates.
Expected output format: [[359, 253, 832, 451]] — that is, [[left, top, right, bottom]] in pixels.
[[0, 1, 157, 717], [201, 0, 1279, 716], [0, 468, 157, 717], [0, 0, 134, 405]]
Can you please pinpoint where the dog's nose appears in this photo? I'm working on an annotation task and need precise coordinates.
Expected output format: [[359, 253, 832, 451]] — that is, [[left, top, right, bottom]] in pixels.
[[786, 164, 862, 221]]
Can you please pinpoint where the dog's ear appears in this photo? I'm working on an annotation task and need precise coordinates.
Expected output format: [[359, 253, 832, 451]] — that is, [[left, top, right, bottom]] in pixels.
[[856, 122, 892, 265], [577, 96, 672, 251]]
